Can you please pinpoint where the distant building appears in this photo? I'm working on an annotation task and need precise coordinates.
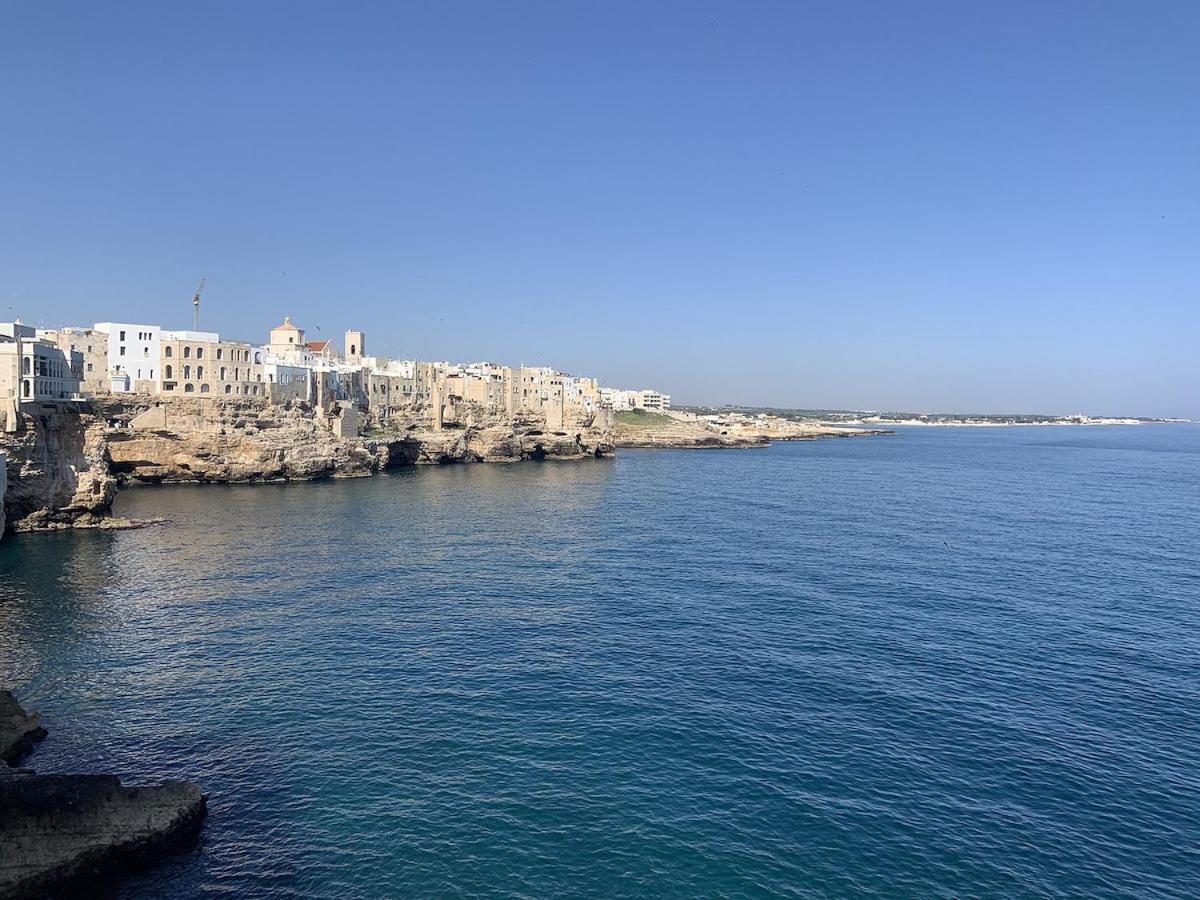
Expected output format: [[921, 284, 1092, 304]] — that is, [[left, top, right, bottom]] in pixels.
[[159, 330, 264, 397], [94, 322, 162, 392], [38, 327, 109, 395], [268, 317, 306, 357], [0, 321, 83, 407], [345, 330, 365, 365], [599, 387, 670, 411]]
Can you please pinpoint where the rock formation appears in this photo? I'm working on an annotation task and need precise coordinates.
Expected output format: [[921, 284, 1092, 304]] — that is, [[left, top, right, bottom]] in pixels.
[[0, 395, 613, 535], [0, 692, 47, 767], [0, 693, 207, 900], [0, 407, 117, 533], [0, 775, 206, 899], [102, 395, 383, 483], [613, 409, 891, 448]]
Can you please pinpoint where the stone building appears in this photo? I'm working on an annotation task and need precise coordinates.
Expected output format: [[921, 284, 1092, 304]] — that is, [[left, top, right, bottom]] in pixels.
[[0, 322, 83, 406], [345, 330, 365, 365], [159, 331, 265, 397], [38, 327, 109, 395]]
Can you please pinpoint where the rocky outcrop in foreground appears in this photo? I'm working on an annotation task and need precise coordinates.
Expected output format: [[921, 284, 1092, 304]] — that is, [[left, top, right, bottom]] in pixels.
[[0, 693, 206, 900], [0, 692, 47, 767]]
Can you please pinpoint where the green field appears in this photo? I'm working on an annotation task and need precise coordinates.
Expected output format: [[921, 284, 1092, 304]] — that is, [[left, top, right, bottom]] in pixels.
[[614, 409, 676, 429]]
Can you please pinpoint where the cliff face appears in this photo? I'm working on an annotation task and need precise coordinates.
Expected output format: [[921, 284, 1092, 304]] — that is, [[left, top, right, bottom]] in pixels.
[[383, 408, 614, 465], [101, 396, 383, 483], [0, 396, 612, 533], [0, 408, 118, 533], [101, 396, 612, 482]]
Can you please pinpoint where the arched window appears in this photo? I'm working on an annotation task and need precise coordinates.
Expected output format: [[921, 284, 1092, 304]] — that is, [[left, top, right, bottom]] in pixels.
[[22, 357, 30, 374], [165, 346, 173, 357], [183, 346, 191, 358], [254, 351, 262, 364], [165, 365, 173, 379], [183, 365, 191, 379], [220, 367, 226, 380], [351, 344, 356, 355], [216, 348, 223, 360], [197, 365, 204, 378], [234, 368, 239, 380], [200, 383, 210, 393], [184, 383, 194, 393], [224, 384, 232, 394], [197, 347, 204, 359], [22, 380, 30, 397]]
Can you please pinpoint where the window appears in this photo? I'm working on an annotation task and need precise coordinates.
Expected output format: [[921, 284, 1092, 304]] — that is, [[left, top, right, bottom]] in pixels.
[[201, 383, 210, 393], [196, 366, 204, 378], [119, 346, 126, 356], [225, 384, 231, 394], [254, 351, 262, 363], [143, 347, 149, 357], [216, 348, 223, 360], [22, 357, 30, 374], [197, 347, 204, 359], [87, 363, 93, 372], [184, 383, 194, 393], [165, 346, 173, 358], [119, 330, 126, 341], [183, 365, 191, 379], [165, 365, 173, 379], [220, 367, 226, 380], [184, 346, 191, 358]]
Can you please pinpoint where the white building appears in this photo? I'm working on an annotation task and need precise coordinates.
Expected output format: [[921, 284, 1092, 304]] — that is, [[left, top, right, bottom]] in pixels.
[[599, 387, 671, 411], [261, 352, 313, 402], [0, 322, 83, 404], [94, 322, 162, 392]]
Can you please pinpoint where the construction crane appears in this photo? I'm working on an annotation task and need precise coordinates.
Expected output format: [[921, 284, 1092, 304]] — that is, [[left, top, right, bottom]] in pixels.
[[192, 278, 206, 331]]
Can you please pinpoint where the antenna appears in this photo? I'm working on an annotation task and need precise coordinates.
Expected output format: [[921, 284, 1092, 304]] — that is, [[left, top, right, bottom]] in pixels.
[[192, 278, 207, 330]]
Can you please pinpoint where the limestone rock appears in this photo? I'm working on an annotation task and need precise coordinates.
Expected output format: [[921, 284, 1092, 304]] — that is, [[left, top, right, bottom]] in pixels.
[[0, 693, 46, 767], [0, 774, 206, 899], [0, 410, 117, 534]]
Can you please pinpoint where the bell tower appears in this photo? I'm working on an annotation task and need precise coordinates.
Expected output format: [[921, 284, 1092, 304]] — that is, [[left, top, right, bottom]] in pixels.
[[345, 329, 365, 364]]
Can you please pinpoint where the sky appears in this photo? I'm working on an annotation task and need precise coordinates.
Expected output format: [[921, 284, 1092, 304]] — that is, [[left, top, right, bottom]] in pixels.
[[2, 1, 1197, 417]]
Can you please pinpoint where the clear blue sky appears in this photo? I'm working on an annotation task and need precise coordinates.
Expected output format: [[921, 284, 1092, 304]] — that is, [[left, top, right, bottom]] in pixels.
[[3, 1, 1197, 416]]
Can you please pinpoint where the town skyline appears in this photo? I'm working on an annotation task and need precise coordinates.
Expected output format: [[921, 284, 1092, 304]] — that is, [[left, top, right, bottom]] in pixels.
[[13, 295, 1191, 420]]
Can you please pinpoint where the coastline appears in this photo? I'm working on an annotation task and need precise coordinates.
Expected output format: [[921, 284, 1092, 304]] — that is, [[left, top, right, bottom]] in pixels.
[[0, 394, 614, 538]]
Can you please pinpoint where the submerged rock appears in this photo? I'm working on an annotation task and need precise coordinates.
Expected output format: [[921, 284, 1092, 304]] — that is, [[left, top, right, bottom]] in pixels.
[[0, 774, 206, 899]]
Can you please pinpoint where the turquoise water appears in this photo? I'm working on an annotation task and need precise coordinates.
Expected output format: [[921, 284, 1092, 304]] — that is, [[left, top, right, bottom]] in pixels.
[[2, 426, 1198, 898]]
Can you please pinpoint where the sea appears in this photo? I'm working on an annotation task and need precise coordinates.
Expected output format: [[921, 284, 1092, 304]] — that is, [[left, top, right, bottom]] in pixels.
[[2, 425, 1198, 898]]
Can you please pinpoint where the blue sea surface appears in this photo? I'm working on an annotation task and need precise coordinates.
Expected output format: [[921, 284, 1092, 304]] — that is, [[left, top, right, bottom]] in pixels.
[[2, 425, 1198, 898]]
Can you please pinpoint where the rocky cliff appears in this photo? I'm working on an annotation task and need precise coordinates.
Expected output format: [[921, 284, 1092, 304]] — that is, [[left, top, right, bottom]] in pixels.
[[0, 407, 118, 534], [0, 693, 206, 900], [101, 396, 383, 483], [0, 395, 613, 534], [99, 396, 612, 482]]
